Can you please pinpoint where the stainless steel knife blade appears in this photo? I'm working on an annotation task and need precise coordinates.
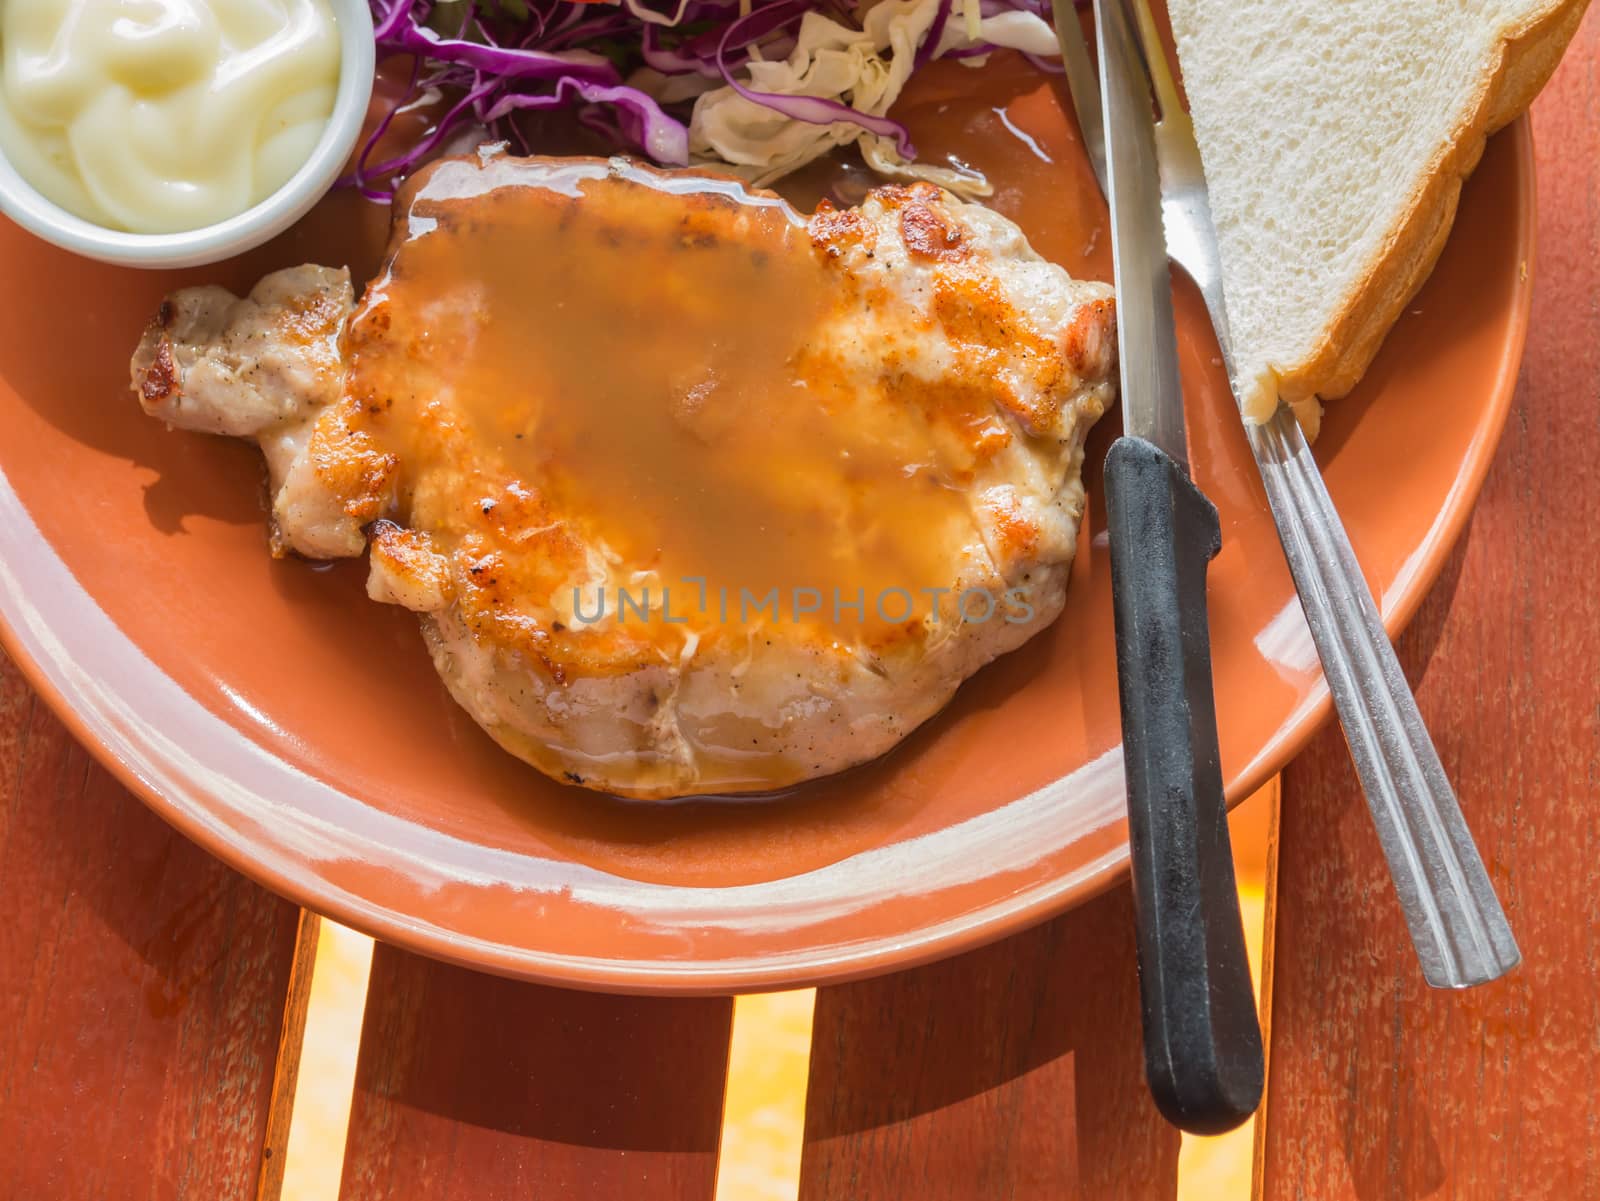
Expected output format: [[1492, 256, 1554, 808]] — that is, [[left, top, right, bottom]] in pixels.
[[1051, 0, 1106, 192], [1093, 0, 1188, 474]]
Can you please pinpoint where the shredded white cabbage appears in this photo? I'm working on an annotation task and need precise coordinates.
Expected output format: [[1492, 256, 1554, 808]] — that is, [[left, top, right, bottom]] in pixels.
[[638, 0, 1060, 197]]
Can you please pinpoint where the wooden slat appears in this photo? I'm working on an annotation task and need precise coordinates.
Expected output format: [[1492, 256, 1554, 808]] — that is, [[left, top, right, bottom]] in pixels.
[[341, 945, 734, 1199], [799, 884, 1181, 1200], [0, 649, 306, 1199], [1261, 13, 1600, 1199]]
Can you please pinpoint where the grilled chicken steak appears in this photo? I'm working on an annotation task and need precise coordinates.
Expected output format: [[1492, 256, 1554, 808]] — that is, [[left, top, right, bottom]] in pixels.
[[131, 152, 1115, 798]]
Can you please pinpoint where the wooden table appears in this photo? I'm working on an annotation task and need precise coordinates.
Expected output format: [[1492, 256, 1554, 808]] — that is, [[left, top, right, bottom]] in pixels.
[[3, 12, 1595, 1197]]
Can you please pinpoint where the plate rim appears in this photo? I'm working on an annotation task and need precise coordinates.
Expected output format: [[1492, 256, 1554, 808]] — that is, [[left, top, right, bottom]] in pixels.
[[0, 119, 1536, 995]]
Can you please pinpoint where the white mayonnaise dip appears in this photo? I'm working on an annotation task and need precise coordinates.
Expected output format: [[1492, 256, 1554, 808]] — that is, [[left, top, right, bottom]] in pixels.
[[0, 0, 340, 233]]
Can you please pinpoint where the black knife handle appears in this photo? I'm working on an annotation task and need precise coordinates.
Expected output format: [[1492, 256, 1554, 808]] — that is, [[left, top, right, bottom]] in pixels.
[[1103, 435, 1264, 1135]]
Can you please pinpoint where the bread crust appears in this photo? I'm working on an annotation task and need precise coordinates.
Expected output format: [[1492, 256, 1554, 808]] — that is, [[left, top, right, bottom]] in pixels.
[[1274, 0, 1590, 406]]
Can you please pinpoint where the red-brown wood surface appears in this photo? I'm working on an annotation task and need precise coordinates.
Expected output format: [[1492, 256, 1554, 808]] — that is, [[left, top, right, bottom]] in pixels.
[[799, 884, 1181, 1200], [1261, 11, 1600, 1199], [0, 649, 305, 1199], [340, 945, 734, 1200]]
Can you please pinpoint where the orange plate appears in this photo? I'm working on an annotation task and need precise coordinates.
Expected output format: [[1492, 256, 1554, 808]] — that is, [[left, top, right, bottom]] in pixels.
[[0, 58, 1532, 993]]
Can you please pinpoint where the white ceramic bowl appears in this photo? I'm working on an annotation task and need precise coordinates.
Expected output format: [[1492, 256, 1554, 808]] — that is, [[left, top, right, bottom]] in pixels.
[[0, 0, 376, 269]]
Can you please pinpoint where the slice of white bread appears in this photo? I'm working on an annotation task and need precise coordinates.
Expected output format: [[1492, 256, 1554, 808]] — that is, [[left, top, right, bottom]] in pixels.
[[1167, 0, 1589, 433]]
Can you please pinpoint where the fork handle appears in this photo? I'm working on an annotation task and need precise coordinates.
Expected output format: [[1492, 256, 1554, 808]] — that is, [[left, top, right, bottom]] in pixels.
[[1246, 405, 1521, 988], [1104, 436, 1264, 1134]]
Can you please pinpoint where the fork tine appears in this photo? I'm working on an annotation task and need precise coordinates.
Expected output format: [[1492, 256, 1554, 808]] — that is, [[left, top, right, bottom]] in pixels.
[[1127, 0, 1185, 124]]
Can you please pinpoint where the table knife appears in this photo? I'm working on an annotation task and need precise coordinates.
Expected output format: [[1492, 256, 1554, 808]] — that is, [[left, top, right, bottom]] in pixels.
[[1093, 0, 1263, 1135]]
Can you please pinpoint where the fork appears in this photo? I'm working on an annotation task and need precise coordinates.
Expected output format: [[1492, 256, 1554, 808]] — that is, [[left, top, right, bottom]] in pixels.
[[1053, 0, 1520, 988]]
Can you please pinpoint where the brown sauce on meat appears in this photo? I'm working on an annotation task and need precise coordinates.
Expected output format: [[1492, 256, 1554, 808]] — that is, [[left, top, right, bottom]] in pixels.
[[347, 155, 979, 632], [257, 51, 1119, 868]]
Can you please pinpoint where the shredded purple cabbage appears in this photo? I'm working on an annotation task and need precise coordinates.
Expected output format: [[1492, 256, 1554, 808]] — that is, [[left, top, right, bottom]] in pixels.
[[912, 0, 953, 69], [711, 0, 916, 158], [352, 0, 1066, 199]]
